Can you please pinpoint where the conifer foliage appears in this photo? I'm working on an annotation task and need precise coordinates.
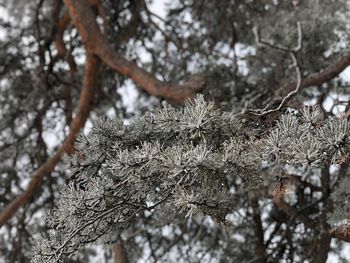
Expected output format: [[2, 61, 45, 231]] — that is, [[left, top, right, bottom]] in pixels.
[[33, 96, 350, 262], [1, 0, 350, 262]]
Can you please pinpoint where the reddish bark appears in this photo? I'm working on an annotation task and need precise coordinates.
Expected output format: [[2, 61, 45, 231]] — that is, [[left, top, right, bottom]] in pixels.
[[63, 0, 205, 103], [250, 194, 267, 263], [0, 53, 99, 226], [273, 196, 350, 243], [54, 11, 77, 73], [112, 242, 129, 263], [273, 51, 350, 105], [0, 0, 203, 227]]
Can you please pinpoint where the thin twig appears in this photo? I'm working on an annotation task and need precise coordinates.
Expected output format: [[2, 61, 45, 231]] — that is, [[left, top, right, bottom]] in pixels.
[[249, 53, 302, 116], [249, 22, 303, 116], [253, 22, 302, 52]]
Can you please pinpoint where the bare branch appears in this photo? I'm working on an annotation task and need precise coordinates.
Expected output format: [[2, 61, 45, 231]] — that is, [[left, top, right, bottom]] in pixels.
[[253, 22, 302, 52], [253, 19, 350, 114], [0, 53, 100, 226], [63, 0, 205, 103], [249, 22, 303, 116], [249, 52, 302, 116]]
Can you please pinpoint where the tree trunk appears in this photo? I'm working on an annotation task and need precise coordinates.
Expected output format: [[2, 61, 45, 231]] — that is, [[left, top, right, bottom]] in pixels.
[[112, 242, 129, 263]]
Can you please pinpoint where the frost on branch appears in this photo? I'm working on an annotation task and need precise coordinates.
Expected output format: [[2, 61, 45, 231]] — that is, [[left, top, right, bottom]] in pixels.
[[33, 96, 350, 262]]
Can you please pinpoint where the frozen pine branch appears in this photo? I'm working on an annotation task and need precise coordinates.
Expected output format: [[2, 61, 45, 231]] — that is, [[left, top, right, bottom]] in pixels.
[[33, 95, 350, 262]]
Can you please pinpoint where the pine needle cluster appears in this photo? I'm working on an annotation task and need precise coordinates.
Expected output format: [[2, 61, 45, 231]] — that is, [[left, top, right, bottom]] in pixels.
[[33, 96, 350, 262]]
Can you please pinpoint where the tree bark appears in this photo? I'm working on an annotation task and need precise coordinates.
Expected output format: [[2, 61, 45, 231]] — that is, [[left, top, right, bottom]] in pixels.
[[112, 242, 129, 263], [272, 51, 350, 107], [63, 0, 205, 103], [312, 168, 331, 263], [250, 193, 267, 263], [0, 53, 100, 226]]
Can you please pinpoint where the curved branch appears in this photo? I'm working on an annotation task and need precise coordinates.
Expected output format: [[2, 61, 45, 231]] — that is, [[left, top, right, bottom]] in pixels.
[[63, 0, 205, 103], [54, 10, 77, 74], [251, 21, 350, 113], [331, 221, 350, 242], [0, 53, 100, 226], [273, 196, 350, 243], [250, 52, 302, 116], [272, 51, 350, 107]]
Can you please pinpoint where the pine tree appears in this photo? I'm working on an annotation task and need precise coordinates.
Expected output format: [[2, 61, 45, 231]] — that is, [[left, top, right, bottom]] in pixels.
[[1, 0, 350, 262]]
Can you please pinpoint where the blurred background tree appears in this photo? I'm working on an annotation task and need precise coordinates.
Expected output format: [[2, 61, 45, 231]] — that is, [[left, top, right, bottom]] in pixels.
[[1, 0, 350, 262]]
